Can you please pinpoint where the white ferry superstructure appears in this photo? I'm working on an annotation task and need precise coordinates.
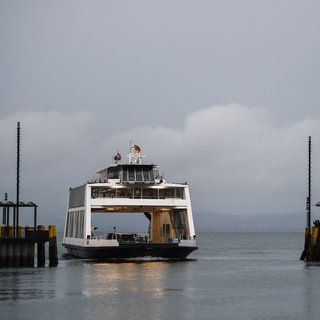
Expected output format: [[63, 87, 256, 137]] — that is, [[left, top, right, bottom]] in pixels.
[[62, 144, 198, 259]]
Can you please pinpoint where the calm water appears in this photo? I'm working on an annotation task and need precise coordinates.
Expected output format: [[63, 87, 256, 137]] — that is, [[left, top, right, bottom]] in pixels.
[[0, 232, 319, 320]]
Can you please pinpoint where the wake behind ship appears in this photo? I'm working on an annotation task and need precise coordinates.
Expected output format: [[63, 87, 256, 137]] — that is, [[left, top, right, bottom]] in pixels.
[[62, 144, 198, 260]]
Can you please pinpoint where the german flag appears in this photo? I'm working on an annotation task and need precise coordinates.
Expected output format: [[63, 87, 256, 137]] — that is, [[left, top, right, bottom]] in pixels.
[[134, 145, 141, 154]]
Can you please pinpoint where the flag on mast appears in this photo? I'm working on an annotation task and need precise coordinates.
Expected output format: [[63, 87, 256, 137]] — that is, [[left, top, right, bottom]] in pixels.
[[134, 145, 141, 154], [113, 152, 121, 162]]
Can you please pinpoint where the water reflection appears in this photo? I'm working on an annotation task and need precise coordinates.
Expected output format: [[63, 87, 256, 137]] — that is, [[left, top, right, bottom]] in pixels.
[[76, 260, 196, 320], [83, 261, 177, 296], [302, 263, 320, 319], [0, 269, 56, 301]]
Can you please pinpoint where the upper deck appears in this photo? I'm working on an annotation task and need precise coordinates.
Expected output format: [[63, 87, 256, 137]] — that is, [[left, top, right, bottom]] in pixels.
[[68, 144, 190, 211], [90, 144, 165, 185]]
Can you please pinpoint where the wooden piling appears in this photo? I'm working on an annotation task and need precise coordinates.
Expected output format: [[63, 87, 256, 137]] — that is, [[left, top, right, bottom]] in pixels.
[[37, 225, 46, 267], [26, 241, 35, 267], [49, 225, 58, 267], [12, 242, 20, 267], [0, 242, 6, 267], [25, 226, 34, 267], [19, 242, 27, 267], [5, 241, 13, 267], [305, 223, 320, 261]]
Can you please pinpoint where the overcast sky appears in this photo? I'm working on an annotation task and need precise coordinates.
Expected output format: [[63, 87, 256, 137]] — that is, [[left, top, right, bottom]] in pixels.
[[1, 1, 320, 231]]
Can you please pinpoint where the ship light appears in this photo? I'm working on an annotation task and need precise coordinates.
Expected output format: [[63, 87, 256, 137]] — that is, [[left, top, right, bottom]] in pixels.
[[149, 185, 166, 189]]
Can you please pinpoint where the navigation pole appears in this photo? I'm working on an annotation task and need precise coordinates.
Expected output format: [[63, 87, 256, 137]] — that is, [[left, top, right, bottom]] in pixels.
[[16, 122, 21, 237], [307, 136, 311, 233], [300, 136, 312, 260]]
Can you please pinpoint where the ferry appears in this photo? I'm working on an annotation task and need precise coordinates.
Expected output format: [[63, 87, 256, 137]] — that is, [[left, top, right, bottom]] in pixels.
[[62, 144, 198, 260]]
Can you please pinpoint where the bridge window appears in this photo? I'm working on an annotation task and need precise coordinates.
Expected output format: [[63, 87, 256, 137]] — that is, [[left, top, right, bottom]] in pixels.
[[122, 166, 155, 183], [128, 168, 135, 181], [107, 167, 120, 179], [136, 168, 143, 181]]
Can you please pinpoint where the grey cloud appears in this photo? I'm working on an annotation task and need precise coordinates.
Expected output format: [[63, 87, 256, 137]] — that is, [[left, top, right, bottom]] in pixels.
[[1, 105, 318, 230], [1, 1, 320, 231]]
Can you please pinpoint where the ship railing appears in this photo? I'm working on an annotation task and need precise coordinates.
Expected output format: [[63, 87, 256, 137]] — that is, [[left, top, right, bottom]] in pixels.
[[179, 234, 194, 240], [162, 234, 193, 242], [92, 195, 184, 200], [91, 232, 150, 243]]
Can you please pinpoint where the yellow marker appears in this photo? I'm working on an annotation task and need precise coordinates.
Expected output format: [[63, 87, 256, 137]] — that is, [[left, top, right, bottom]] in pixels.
[[49, 225, 56, 238], [17, 226, 23, 238], [312, 227, 319, 240], [8, 226, 14, 237], [305, 227, 310, 239]]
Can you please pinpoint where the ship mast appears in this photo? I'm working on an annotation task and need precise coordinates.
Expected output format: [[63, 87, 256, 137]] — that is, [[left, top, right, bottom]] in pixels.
[[128, 142, 142, 164]]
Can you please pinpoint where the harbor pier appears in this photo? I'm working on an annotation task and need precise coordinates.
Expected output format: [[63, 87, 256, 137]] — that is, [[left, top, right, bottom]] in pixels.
[[0, 122, 58, 267], [0, 201, 58, 267]]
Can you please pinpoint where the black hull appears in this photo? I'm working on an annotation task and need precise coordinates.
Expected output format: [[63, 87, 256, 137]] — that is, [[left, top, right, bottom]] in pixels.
[[63, 243, 198, 260]]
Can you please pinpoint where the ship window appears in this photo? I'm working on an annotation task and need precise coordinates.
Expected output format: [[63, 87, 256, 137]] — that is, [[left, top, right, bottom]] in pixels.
[[143, 168, 150, 181], [169, 209, 189, 239], [156, 188, 184, 199], [104, 188, 116, 198], [159, 188, 175, 198], [136, 168, 143, 181], [107, 167, 119, 179], [162, 224, 171, 236], [65, 210, 84, 239], [128, 168, 135, 181], [119, 166, 156, 182], [91, 188, 99, 198], [153, 168, 160, 179], [134, 188, 141, 198], [142, 188, 157, 199], [175, 188, 184, 199], [149, 169, 154, 181], [122, 168, 128, 182], [117, 187, 132, 198], [69, 185, 86, 208]]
